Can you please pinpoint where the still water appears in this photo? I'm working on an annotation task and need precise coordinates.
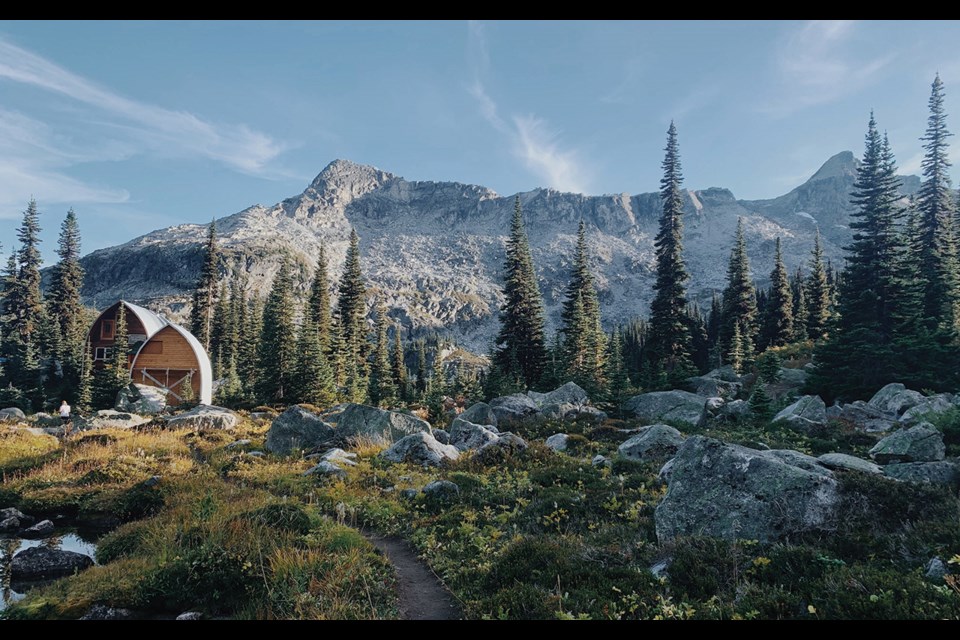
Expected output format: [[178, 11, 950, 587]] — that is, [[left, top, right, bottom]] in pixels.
[[0, 532, 98, 613]]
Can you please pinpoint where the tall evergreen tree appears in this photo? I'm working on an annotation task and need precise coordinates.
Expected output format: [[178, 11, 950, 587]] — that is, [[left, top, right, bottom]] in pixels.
[[336, 229, 368, 376], [492, 196, 547, 388], [806, 229, 831, 340], [916, 74, 960, 334], [77, 338, 93, 412], [720, 218, 758, 370], [94, 303, 130, 408], [7, 199, 45, 344], [210, 280, 230, 376], [391, 325, 408, 402], [559, 221, 606, 391], [762, 237, 794, 348], [687, 303, 710, 374], [415, 339, 428, 397], [308, 245, 333, 352], [190, 219, 219, 352], [791, 267, 809, 341], [256, 261, 298, 404], [645, 122, 694, 384], [47, 209, 85, 392], [293, 311, 336, 407], [368, 301, 397, 407]]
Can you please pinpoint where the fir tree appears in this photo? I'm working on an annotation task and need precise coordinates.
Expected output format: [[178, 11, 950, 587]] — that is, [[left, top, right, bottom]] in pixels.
[[415, 339, 428, 397], [606, 326, 632, 412], [256, 261, 298, 404], [560, 220, 606, 392], [720, 218, 758, 368], [368, 301, 397, 407], [336, 229, 368, 371], [749, 383, 774, 422], [210, 281, 230, 376], [645, 122, 695, 384], [706, 291, 723, 369], [293, 312, 336, 407], [492, 196, 547, 389], [47, 209, 85, 392], [190, 219, 219, 352], [95, 303, 130, 408], [308, 245, 333, 352], [791, 267, 809, 342], [687, 303, 710, 374], [806, 229, 831, 340], [77, 338, 93, 412], [391, 325, 408, 402], [762, 237, 794, 348]]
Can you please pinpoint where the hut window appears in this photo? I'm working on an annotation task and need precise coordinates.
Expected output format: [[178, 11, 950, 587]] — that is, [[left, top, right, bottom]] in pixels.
[[101, 319, 115, 340], [141, 341, 163, 354], [94, 347, 114, 361]]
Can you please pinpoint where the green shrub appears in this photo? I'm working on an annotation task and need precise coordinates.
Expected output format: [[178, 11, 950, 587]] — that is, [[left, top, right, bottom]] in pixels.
[[237, 502, 311, 535], [97, 522, 149, 564]]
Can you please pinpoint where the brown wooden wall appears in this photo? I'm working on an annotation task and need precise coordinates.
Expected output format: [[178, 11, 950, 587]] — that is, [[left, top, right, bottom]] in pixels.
[[88, 302, 147, 370], [132, 326, 202, 405]]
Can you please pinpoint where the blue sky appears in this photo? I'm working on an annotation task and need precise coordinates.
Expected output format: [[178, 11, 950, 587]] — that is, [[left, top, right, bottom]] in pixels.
[[1, 20, 959, 262]]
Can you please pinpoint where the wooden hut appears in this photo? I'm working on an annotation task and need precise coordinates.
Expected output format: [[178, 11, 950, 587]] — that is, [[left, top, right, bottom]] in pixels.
[[87, 300, 213, 405]]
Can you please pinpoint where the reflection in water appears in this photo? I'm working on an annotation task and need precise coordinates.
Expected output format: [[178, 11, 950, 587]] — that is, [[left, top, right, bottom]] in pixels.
[[0, 532, 98, 613]]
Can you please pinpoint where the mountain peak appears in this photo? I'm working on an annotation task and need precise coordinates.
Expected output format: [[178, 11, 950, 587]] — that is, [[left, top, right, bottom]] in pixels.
[[808, 151, 859, 183], [308, 159, 396, 194]]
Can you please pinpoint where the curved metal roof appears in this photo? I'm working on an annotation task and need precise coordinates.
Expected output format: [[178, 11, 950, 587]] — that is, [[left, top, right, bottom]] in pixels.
[[123, 301, 168, 338]]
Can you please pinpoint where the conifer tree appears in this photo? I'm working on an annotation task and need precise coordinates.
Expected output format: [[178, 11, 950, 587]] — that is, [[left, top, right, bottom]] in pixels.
[[415, 339, 428, 397], [368, 301, 397, 407], [560, 220, 606, 392], [720, 218, 758, 367], [645, 122, 695, 384], [791, 267, 809, 342], [94, 303, 130, 408], [308, 245, 333, 352], [606, 326, 632, 411], [749, 382, 774, 422], [687, 303, 710, 374], [47, 209, 85, 391], [492, 196, 547, 388], [190, 219, 219, 352], [806, 229, 831, 340], [77, 338, 93, 412], [256, 261, 298, 404], [336, 229, 368, 371], [762, 237, 794, 348], [293, 312, 336, 407], [391, 325, 408, 402], [210, 281, 230, 376]]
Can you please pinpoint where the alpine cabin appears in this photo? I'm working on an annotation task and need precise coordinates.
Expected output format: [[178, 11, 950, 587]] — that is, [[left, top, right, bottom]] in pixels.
[[87, 300, 213, 405]]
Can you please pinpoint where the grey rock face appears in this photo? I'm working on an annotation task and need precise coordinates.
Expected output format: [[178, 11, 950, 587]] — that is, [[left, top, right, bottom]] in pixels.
[[685, 376, 741, 400], [165, 405, 238, 431], [21, 519, 55, 538], [449, 418, 500, 452], [623, 391, 708, 428], [655, 436, 839, 543], [817, 453, 882, 475], [763, 450, 832, 476], [10, 546, 94, 581], [422, 480, 460, 501], [80, 604, 136, 620], [432, 429, 450, 445], [489, 394, 541, 427], [883, 461, 960, 486], [458, 402, 498, 428], [592, 454, 609, 467], [75, 410, 151, 431], [0, 407, 27, 422], [319, 448, 358, 466], [176, 612, 204, 621], [869, 424, 945, 463], [265, 406, 335, 455], [540, 382, 590, 407], [772, 395, 827, 432], [720, 399, 751, 422], [1, 507, 33, 526], [474, 433, 529, 464], [617, 425, 685, 463], [380, 432, 460, 467], [900, 394, 955, 425], [924, 558, 948, 583], [838, 401, 897, 433], [323, 403, 431, 444], [868, 383, 924, 417], [303, 461, 347, 479], [545, 433, 570, 452], [115, 383, 168, 415]]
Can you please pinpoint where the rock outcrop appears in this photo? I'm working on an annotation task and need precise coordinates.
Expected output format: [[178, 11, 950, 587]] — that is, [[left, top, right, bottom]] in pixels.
[[265, 406, 335, 455]]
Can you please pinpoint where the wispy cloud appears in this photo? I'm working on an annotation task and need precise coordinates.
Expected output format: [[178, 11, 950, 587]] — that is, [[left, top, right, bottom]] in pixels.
[[465, 21, 589, 194], [762, 21, 895, 116]]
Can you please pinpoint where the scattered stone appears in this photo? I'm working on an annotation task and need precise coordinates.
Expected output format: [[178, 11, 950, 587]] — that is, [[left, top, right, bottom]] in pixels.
[[399, 489, 420, 501], [720, 399, 751, 422], [422, 480, 460, 501], [458, 402, 498, 428], [869, 424, 945, 463], [545, 433, 570, 452], [75, 410, 151, 431], [617, 425, 685, 463], [165, 405, 238, 431], [817, 453, 882, 475], [80, 604, 136, 620], [449, 418, 500, 451], [21, 519, 55, 538], [488, 394, 541, 427], [0, 407, 27, 422], [176, 612, 204, 621], [592, 455, 609, 467], [649, 559, 671, 579], [474, 433, 529, 464], [32, 413, 61, 427], [825, 404, 842, 420], [763, 450, 832, 476], [319, 448, 358, 467], [10, 546, 94, 581], [247, 451, 265, 458], [225, 439, 252, 449], [0, 517, 20, 532], [883, 461, 960, 486], [540, 382, 590, 407], [772, 395, 827, 432], [380, 432, 460, 467], [924, 557, 948, 583], [323, 403, 432, 443], [1, 507, 34, 526], [623, 391, 708, 428], [838, 401, 898, 432], [868, 383, 924, 417], [265, 406, 335, 455], [655, 436, 839, 543], [115, 383, 168, 415], [432, 429, 450, 445], [303, 461, 347, 479], [705, 365, 741, 382], [900, 394, 955, 425]]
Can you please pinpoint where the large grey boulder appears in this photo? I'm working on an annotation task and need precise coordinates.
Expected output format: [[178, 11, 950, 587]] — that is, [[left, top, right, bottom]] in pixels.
[[115, 383, 168, 415], [720, 399, 751, 422], [10, 546, 94, 581], [265, 406, 335, 455], [422, 480, 460, 501], [655, 436, 839, 543], [541, 403, 607, 424], [323, 403, 431, 444], [623, 391, 708, 428], [303, 461, 347, 480], [380, 432, 459, 467], [489, 394, 541, 427], [762, 450, 832, 476], [869, 424, 945, 463], [165, 405, 238, 431], [75, 410, 151, 431], [838, 401, 898, 433], [474, 433, 529, 464], [458, 402, 498, 428], [705, 365, 741, 382], [772, 395, 827, 432], [545, 433, 570, 452], [817, 453, 882, 475], [617, 425, 685, 463], [21, 519, 55, 538], [900, 394, 955, 425], [541, 382, 590, 407], [449, 418, 499, 451], [883, 461, 960, 486], [0, 407, 27, 422], [685, 376, 741, 400], [868, 383, 924, 417]]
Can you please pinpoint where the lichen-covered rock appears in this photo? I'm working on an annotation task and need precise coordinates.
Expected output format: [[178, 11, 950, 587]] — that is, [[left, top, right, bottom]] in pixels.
[[623, 391, 707, 428], [265, 406, 335, 455], [720, 399, 751, 422], [883, 461, 960, 486], [924, 557, 948, 583], [75, 410, 151, 431], [762, 450, 832, 476], [900, 394, 955, 425], [489, 394, 541, 427], [449, 418, 499, 451], [545, 433, 570, 452], [655, 436, 839, 543], [115, 383, 168, 415], [165, 405, 238, 431], [592, 454, 609, 467], [541, 403, 607, 423], [319, 448, 358, 466], [869, 424, 945, 463], [80, 604, 136, 620], [838, 401, 898, 433], [817, 453, 882, 475], [176, 612, 204, 621], [617, 425, 685, 463], [322, 403, 431, 443], [10, 546, 94, 581], [772, 395, 827, 432], [458, 402, 498, 428], [380, 432, 459, 467], [868, 383, 924, 417]]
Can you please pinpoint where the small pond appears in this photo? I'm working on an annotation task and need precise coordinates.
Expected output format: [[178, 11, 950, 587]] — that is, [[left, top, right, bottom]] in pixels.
[[1, 531, 99, 613]]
